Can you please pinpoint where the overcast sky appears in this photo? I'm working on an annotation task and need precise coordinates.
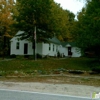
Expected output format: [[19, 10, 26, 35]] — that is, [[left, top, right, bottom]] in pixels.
[[54, 0, 85, 15]]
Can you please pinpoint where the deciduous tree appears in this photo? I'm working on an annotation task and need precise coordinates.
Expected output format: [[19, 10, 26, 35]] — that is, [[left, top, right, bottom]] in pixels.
[[14, 0, 75, 42], [74, 0, 100, 57], [0, 0, 14, 57], [0, 0, 14, 36], [14, 0, 54, 41]]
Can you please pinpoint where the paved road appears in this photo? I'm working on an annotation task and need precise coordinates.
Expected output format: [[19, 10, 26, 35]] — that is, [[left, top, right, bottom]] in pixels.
[[0, 89, 99, 100]]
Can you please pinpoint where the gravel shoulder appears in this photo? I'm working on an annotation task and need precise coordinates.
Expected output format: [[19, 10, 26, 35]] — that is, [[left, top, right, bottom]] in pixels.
[[0, 76, 100, 98]]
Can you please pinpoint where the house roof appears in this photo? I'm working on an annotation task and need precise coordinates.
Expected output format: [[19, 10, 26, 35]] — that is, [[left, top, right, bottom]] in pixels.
[[10, 31, 25, 41], [11, 31, 61, 45], [12, 31, 78, 46], [16, 31, 24, 35], [61, 42, 76, 47], [46, 37, 61, 45]]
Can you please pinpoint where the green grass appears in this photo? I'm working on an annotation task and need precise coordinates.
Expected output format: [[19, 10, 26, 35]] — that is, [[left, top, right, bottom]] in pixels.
[[0, 57, 98, 76]]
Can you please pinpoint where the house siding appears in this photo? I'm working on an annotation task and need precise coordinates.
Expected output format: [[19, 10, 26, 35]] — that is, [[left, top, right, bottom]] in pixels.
[[42, 43, 57, 57], [37, 43, 43, 55], [10, 31, 81, 57], [71, 47, 81, 57], [10, 39, 33, 55]]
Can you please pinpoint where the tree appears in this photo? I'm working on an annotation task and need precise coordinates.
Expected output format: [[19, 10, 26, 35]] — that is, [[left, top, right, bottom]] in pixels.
[[14, 0, 54, 42], [63, 10, 75, 41], [14, 0, 75, 42], [0, 0, 14, 36], [0, 0, 15, 57], [47, 2, 75, 41], [74, 0, 100, 57], [49, 2, 69, 41]]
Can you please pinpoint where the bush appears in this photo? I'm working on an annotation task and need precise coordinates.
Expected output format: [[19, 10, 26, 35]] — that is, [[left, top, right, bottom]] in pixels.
[[89, 59, 100, 74], [57, 51, 60, 58], [16, 55, 24, 59], [37, 53, 42, 58], [24, 55, 30, 58], [68, 70, 84, 74], [92, 67, 100, 74], [10, 54, 16, 58], [28, 55, 34, 60]]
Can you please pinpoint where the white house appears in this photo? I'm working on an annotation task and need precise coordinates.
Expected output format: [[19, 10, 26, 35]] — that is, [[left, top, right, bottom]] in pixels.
[[10, 31, 81, 57], [61, 42, 81, 57]]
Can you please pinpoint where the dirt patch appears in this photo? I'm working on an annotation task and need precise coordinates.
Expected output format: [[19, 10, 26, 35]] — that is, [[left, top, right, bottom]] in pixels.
[[0, 75, 100, 86]]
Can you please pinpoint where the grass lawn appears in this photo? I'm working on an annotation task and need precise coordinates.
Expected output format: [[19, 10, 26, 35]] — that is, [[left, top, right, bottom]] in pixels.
[[0, 57, 98, 76], [0, 57, 100, 86]]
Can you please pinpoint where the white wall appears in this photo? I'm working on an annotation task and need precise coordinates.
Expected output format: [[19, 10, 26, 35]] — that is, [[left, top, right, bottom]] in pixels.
[[10, 37, 33, 55], [58, 45, 66, 57], [57, 45, 81, 57], [10, 38, 59, 57], [27, 42, 33, 55], [42, 43, 58, 57], [62, 47, 68, 57], [36, 43, 43, 55], [71, 47, 81, 57], [10, 33, 81, 57]]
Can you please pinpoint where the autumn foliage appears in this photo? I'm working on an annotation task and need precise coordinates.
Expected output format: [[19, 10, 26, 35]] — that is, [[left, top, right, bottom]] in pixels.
[[0, 0, 15, 57], [0, 0, 14, 36]]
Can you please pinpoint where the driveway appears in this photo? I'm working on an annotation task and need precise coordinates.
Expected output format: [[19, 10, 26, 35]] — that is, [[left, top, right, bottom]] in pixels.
[[0, 89, 98, 100]]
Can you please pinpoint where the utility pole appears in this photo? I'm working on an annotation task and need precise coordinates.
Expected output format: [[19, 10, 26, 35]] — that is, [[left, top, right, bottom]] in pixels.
[[33, 26, 37, 60], [33, 0, 37, 60]]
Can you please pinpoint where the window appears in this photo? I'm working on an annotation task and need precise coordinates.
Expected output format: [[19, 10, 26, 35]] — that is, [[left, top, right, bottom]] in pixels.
[[53, 44, 55, 51], [17, 38, 20, 41], [16, 42, 20, 49], [56, 45, 58, 52], [49, 43, 51, 51]]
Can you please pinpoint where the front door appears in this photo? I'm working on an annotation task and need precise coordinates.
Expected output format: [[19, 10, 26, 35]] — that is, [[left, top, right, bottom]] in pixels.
[[68, 47, 72, 56], [24, 43, 28, 54]]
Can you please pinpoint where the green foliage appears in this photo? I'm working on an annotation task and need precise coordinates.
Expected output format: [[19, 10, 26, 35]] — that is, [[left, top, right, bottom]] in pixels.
[[0, 0, 16, 37], [89, 59, 100, 74], [92, 67, 100, 74], [73, 0, 100, 57], [36, 53, 42, 58], [0, 57, 93, 75], [0, 0, 16, 57], [14, 0, 75, 42], [14, 0, 54, 41], [10, 54, 16, 58]]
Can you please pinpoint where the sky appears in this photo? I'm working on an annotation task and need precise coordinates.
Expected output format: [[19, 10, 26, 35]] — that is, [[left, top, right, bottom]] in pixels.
[[54, 0, 85, 15]]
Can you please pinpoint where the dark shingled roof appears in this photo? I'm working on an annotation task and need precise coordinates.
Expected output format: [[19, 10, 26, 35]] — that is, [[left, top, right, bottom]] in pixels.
[[61, 42, 76, 47], [46, 37, 76, 47], [46, 37, 61, 44]]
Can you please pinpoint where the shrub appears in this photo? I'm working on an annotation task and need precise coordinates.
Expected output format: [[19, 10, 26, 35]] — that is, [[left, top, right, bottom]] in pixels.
[[37, 53, 42, 58], [16, 55, 24, 59], [24, 55, 30, 58], [68, 70, 84, 74], [10, 54, 16, 58], [92, 67, 100, 74]]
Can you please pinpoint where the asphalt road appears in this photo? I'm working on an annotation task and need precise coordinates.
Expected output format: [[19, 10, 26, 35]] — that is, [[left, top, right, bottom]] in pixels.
[[0, 89, 99, 100]]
